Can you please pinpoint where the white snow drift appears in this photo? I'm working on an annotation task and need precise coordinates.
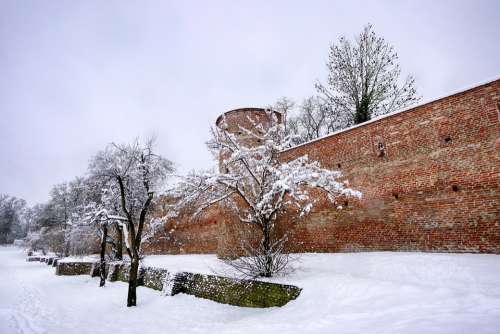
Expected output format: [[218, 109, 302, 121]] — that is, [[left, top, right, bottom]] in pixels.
[[1, 246, 499, 334]]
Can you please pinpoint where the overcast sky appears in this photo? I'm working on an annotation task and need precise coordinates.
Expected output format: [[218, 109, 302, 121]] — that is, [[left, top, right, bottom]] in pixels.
[[1, 0, 499, 205]]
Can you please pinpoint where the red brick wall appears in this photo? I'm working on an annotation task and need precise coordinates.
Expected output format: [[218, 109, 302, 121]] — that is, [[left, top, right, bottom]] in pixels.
[[146, 79, 500, 255], [142, 199, 221, 254], [277, 79, 500, 254]]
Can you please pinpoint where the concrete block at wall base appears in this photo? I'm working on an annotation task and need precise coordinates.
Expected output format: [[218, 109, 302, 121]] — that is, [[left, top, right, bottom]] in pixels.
[[90, 262, 101, 277], [56, 261, 95, 276], [141, 267, 171, 292], [106, 263, 120, 281], [171, 272, 302, 308], [116, 264, 131, 283], [107, 262, 127, 282]]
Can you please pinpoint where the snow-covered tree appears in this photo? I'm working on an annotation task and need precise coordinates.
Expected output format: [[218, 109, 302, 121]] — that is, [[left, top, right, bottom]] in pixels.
[[316, 24, 420, 128], [25, 204, 48, 253], [0, 194, 27, 244], [63, 177, 106, 256], [85, 208, 128, 287], [48, 183, 70, 254], [89, 138, 174, 307], [25, 177, 103, 256], [173, 111, 361, 277], [25, 199, 67, 255]]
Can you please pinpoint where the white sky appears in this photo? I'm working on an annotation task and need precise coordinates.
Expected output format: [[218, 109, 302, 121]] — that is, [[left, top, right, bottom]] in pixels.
[[1, 0, 499, 204]]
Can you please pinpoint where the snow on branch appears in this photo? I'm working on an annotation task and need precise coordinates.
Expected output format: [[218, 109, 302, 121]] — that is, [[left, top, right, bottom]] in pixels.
[[173, 111, 361, 226], [170, 110, 362, 277]]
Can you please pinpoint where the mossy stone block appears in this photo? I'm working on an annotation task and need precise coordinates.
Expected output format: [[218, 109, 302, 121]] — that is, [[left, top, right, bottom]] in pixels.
[[173, 272, 301, 308], [56, 262, 95, 276], [90, 262, 101, 277], [107, 263, 122, 282], [116, 264, 130, 283], [142, 267, 170, 291]]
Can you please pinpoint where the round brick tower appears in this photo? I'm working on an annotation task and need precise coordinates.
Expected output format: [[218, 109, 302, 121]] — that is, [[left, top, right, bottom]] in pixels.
[[215, 107, 282, 148], [215, 108, 283, 256]]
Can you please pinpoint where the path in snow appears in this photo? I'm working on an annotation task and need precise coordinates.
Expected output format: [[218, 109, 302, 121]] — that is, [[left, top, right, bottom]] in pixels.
[[0, 246, 499, 334]]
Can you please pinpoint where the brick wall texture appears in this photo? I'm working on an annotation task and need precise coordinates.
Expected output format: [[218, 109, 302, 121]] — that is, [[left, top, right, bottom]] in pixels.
[[144, 79, 500, 255]]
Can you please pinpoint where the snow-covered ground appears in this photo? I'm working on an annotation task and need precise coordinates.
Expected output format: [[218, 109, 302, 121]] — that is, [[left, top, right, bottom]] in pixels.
[[1, 246, 499, 334]]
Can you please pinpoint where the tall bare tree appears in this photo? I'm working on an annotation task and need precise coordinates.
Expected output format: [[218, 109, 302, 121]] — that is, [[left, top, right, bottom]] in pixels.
[[316, 24, 420, 128]]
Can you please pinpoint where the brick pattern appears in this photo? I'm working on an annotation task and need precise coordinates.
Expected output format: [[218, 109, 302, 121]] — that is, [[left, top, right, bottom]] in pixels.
[[142, 198, 221, 254], [277, 79, 500, 254], [146, 80, 500, 255]]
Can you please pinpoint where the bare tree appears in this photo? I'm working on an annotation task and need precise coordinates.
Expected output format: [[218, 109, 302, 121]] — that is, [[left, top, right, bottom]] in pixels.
[[316, 24, 420, 128], [89, 138, 174, 307], [273, 97, 295, 135], [172, 111, 361, 277], [25, 177, 115, 258], [86, 209, 128, 287], [42, 177, 103, 256], [273, 96, 337, 146], [48, 183, 71, 255], [25, 200, 66, 255]]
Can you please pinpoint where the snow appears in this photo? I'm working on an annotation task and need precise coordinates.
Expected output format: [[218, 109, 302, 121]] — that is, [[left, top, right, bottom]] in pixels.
[[142, 254, 220, 274], [58, 254, 100, 263], [1, 246, 499, 334]]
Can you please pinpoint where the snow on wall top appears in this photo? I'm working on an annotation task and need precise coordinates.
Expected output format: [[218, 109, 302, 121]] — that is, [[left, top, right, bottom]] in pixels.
[[281, 75, 500, 152]]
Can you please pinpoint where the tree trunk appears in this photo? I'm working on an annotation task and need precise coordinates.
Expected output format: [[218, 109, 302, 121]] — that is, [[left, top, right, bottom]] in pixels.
[[64, 238, 71, 257], [261, 222, 272, 278], [355, 98, 371, 124], [114, 223, 123, 261], [99, 224, 108, 287], [63, 220, 71, 257], [127, 255, 139, 307]]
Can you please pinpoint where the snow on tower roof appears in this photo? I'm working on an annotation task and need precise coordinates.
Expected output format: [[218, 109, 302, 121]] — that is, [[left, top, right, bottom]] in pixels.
[[215, 107, 282, 127]]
